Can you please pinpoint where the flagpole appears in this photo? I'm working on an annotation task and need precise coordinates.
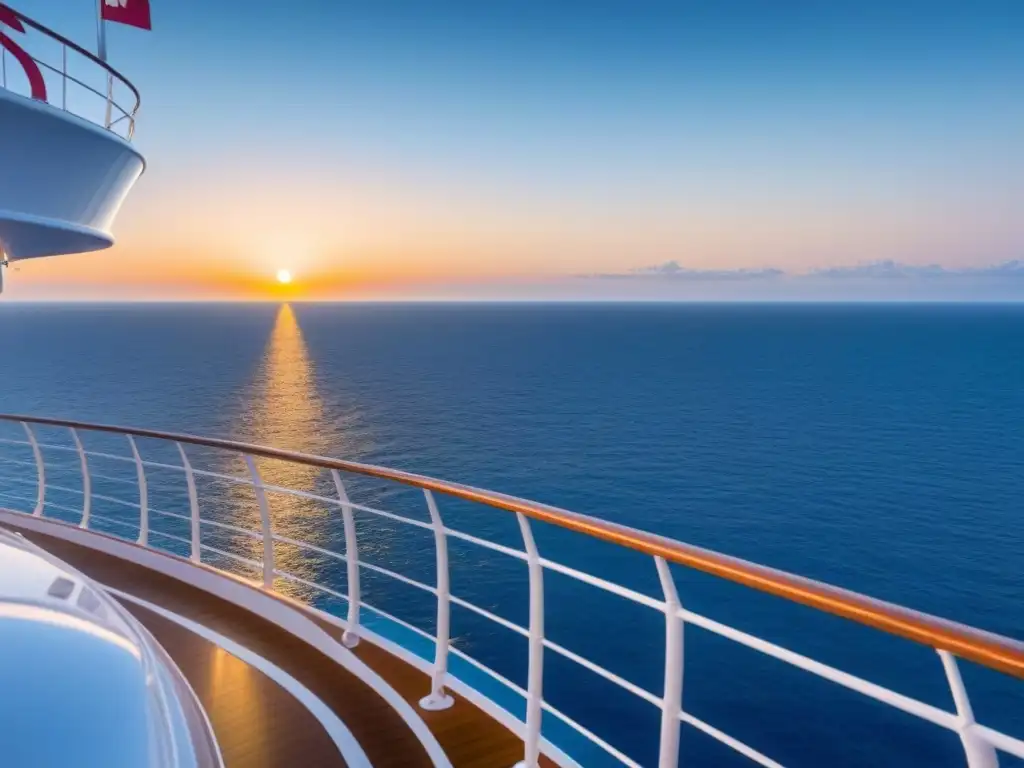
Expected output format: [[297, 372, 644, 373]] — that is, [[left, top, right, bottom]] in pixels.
[[95, 0, 112, 127]]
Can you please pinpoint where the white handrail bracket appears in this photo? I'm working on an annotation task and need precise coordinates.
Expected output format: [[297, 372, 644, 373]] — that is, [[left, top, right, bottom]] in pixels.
[[938, 650, 999, 768], [176, 442, 201, 564], [21, 421, 45, 516], [70, 427, 90, 528], [332, 469, 361, 648], [656, 556, 684, 768], [514, 512, 545, 768], [127, 435, 148, 546], [245, 454, 276, 589], [419, 489, 455, 711]]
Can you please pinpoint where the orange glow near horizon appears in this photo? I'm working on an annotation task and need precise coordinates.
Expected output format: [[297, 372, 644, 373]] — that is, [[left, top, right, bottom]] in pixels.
[[3, 160, 1019, 302]]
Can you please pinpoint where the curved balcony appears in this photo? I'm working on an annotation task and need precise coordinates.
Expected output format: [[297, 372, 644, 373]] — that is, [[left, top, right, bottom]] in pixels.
[[0, 414, 1021, 768], [0, 4, 140, 138], [0, 5, 144, 262]]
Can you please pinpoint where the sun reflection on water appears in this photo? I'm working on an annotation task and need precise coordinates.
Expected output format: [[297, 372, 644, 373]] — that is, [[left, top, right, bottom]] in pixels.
[[225, 303, 343, 598]]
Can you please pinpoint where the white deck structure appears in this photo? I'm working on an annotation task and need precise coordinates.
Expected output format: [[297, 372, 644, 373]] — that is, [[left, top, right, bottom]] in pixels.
[[0, 6, 143, 270]]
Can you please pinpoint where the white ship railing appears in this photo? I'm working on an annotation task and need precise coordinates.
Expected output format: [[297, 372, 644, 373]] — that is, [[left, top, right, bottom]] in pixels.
[[0, 5, 140, 139], [0, 414, 1022, 768]]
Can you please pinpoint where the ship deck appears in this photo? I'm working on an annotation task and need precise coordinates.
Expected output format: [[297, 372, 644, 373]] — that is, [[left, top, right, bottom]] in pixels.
[[7, 523, 550, 768], [4, 414, 1022, 768]]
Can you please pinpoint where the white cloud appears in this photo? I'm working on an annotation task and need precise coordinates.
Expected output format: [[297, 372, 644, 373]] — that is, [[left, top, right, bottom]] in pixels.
[[594, 259, 1024, 281], [807, 259, 1024, 279], [594, 260, 784, 281]]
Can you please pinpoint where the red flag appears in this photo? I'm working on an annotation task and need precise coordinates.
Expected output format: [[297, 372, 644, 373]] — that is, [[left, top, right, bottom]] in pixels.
[[100, 0, 151, 31]]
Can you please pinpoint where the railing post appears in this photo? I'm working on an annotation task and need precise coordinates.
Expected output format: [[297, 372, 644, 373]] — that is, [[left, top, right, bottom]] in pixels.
[[656, 556, 684, 768], [61, 44, 66, 111], [515, 512, 545, 768], [420, 489, 455, 710], [104, 74, 113, 129], [938, 650, 999, 768], [331, 470, 360, 648], [176, 442, 201, 563], [21, 422, 45, 517], [244, 454, 275, 589], [70, 428, 91, 529], [127, 435, 148, 547]]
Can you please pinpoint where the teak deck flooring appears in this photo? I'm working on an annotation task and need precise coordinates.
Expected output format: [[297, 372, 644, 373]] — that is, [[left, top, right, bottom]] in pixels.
[[8, 524, 556, 768]]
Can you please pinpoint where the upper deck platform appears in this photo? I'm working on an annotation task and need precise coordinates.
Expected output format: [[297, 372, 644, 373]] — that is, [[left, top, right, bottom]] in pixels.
[[0, 4, 143, 264]]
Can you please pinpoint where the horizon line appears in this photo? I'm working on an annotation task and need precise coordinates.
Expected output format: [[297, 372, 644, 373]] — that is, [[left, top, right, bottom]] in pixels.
[[3, 298, 1024, 306]]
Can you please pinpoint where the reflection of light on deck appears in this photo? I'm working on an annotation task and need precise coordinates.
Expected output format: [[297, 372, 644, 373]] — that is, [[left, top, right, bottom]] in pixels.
[[209, 645, 269, 753], [229, 304, 332, 591]]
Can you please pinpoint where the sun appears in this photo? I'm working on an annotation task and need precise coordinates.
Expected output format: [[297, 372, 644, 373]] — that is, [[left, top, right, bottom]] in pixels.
[[276, 269, 293, 285]]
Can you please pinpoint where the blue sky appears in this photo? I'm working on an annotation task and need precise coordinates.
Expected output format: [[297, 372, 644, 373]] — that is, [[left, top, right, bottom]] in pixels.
[[6, 0, 1024, 299]]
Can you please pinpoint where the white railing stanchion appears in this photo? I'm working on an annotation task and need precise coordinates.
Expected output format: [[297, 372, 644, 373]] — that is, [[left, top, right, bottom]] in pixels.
[[61, 44, 67, 111], [244, 454, 275, 589], [176, 442, 201, 563], [104, 73, 114, 129], [938, 651, 999, 768], [21, 422, 45, 516], [515, 512, 545, 768], [70, 428, 91, 528], [656, 556, 684, 768], [420, 489, 455, 710], [331, 469, 361, 648], [127, 435, 148, 546]]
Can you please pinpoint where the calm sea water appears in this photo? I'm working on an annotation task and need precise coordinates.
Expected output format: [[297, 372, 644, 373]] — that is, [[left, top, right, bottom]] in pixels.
[[0, 302, 1022, 767]]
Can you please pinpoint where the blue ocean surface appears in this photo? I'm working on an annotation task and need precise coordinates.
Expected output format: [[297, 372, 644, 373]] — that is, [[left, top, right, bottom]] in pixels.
[[0, 302, 1022, 767]]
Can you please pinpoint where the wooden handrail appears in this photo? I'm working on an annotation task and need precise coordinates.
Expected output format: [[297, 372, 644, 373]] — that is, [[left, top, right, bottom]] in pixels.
[[2, 412, 1023, 678]]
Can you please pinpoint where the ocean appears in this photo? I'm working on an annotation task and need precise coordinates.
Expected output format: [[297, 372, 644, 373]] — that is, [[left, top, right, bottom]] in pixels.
[[0, 302, 1021, 767]]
